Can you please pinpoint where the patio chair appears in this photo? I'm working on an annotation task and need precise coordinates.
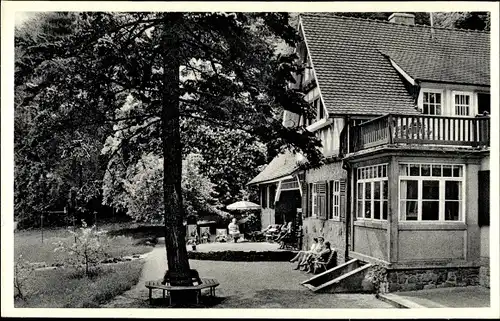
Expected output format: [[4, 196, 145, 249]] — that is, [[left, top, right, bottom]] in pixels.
[[279, 232, 297, 250], [200, 227, 210, 243], [215, 229, 228, 243]]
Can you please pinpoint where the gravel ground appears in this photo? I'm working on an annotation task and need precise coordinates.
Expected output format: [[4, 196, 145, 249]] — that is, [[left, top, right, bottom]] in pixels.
[[103, 246, 391, 309]]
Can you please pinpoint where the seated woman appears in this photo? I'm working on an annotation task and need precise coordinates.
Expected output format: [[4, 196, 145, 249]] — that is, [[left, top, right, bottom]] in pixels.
[[228, 218, 240, 243], [306, 241, 332, 274], [275, 221, 291, 242], [290, 237, 318, 269], [201, 230, 210, 243], [298, 237, 325, 271]]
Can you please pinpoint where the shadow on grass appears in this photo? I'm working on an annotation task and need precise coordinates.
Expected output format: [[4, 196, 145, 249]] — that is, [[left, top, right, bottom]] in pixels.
[[107, 225, 165, 244]]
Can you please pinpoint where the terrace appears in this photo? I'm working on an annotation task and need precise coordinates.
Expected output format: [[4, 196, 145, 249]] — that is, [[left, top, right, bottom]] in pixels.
[[341, 114, 491, 155]]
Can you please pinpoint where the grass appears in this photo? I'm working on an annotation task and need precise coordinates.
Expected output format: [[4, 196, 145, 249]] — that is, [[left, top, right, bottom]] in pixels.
[[15, 260, 144, 308], [13, 223, 160, 308], [14, 224, 154, 266]]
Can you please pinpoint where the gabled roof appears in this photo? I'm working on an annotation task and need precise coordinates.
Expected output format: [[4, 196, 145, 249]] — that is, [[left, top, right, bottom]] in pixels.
[[300, 13, 490, 116], [247, 151, 300, 185]]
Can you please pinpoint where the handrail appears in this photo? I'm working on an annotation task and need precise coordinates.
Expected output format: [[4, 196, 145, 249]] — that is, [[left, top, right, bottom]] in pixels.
[[344, 113, 491, 153]]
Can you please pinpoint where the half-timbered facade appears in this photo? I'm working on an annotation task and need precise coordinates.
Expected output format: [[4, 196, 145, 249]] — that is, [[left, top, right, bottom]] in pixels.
[[249, 13, 491, 290]]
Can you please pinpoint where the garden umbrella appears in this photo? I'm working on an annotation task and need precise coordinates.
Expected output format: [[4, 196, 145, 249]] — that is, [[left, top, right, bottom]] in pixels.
[[226, 200, 261, 211]]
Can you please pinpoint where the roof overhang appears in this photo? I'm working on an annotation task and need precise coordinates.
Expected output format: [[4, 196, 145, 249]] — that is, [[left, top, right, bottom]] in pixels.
[[388, 58, 416, 86], [247, 174, 296, 186]]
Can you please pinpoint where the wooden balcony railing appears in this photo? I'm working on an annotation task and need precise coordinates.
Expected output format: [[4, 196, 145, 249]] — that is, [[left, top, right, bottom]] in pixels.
[[342, 114, 490, 154]]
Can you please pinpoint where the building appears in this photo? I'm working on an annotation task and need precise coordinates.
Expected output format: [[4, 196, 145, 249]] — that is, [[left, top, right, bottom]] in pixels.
[[248, 13, 490, 291]]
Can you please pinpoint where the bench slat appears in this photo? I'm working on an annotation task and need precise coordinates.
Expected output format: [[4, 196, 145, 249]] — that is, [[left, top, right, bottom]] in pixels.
[[146, 278, 219, 291]]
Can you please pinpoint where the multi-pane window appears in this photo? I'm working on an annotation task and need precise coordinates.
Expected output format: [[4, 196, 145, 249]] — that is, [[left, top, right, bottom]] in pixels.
[[454, 93, 471, 116], [422, 91, 442, 115], [356, 164, 388, 220], [312, 182, 327, 217], [329, 180, 340, 220], [399, 163, 464, 222]]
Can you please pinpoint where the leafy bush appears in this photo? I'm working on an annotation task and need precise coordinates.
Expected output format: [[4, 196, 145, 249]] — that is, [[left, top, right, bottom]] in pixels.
[[245, 213, 261, 232], [54, 220, 108, 277]]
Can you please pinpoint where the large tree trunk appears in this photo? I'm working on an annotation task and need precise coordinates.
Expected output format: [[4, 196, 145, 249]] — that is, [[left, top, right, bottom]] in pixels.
[[161, 13, 192, 287]]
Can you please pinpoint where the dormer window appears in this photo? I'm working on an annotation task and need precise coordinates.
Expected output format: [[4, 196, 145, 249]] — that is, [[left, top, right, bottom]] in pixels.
[[422, 90, 442, 115], [453, 92, 472, 116]]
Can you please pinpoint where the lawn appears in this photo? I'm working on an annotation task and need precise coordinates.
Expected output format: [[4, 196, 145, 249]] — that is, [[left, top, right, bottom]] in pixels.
[[14, 223, 154, 266], [15, 260, 144, 308], [13, 223, 159, 308]]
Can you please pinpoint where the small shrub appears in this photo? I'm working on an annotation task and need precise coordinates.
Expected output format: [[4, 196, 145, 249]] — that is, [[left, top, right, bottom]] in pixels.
[[364, 265, 387, 295], [54, 220, 109, 277], [14, 255, 34, 301]]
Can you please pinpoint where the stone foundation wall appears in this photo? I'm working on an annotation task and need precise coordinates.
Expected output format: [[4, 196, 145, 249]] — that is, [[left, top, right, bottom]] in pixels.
[[382, 267, 480, 293], [479, 257, 490, 288]]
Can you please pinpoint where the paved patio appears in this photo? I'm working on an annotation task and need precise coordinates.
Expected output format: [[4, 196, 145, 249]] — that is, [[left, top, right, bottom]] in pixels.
[[381, 286, 490, 308], [103, 244, 391, 308]]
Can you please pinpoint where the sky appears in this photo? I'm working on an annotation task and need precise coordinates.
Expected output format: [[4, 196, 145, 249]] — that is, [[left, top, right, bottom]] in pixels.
[[14, 11, 37, 27]]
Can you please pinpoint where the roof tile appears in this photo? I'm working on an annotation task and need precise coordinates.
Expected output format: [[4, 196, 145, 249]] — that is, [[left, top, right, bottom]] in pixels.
[[300, 13, 490, 116], [247, 151, 300, 185]]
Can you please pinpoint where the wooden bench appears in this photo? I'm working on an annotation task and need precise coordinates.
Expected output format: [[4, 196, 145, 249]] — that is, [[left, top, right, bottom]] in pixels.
[[145, 278, 220, 305]]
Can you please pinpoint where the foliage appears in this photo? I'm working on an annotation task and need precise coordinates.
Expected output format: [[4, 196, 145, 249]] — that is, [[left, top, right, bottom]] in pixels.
[[433, 12, 490, 31], [14, 260, 144, 308], [102, 145, 219, 222], [181, 121, 268, 205], [16, 12, 324, 279], [14, 12, 110, 228], [14, 255, 34, 301], [335, 11, 490, 31], [53, 220, 108, 277], [364, 265, 388, 295], [244, 213, 261, 232]]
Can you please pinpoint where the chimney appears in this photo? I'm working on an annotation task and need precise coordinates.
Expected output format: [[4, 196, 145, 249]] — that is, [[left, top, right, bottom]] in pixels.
[[388, 13, 415, 25]]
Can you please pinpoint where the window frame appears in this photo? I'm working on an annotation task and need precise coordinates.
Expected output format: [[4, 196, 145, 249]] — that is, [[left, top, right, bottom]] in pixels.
[[399, 163, 466, 223], [311, 182, 327, 218], [329, 180, 341, 220], [452, 91, 475, 117], [356, 164, 389, 221], [420, 89, 444, 116]]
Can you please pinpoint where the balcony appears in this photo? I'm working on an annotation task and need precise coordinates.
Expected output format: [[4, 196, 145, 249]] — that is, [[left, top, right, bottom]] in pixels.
[[341, 114, 490, 155]]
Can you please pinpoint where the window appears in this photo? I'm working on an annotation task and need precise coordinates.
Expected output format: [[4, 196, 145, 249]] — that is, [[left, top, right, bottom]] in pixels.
[[399, 163, 464, 222], [356, 164, 388, 220], [261, 185, 268, 209], [312, 182, 326, 218], [478, 170, 490, 226], [454, 92, 472, 116], [422, 91, 442, 115], [477, 93, 490, 115], [329, 180, 340, 220]]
